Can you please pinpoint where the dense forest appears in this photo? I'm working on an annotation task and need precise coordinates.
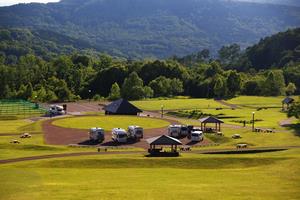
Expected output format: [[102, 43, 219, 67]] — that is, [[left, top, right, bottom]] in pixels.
[[0, 28, 299, 102], [0, 0, 299, 58]]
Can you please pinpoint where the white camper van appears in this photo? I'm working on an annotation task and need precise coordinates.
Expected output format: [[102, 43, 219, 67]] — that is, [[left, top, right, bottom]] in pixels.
[[127, 126, 143, 140], [49, 105, 65, 115], [168, 125, 182, 138], [190, 130, 204, 142], [89, 127, 105, 143], [112, 128, 128, 143]]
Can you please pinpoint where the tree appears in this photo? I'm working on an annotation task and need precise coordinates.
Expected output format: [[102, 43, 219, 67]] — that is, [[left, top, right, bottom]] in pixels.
[[263, 70, 286, 96], [286, 82, 297, 96], [288, 100, 300, 119], [122, 72, 149, 100], [226, 70, 241, 96], [108, 82, 121, 100], [213, 76, 227, 98]]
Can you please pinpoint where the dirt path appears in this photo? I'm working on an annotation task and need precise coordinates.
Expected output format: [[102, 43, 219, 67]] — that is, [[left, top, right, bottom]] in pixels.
[[214, 99, 239, 109], [42, 116, 212, 149], [279, 117, 295, 127], [1, 145, 300, 164]]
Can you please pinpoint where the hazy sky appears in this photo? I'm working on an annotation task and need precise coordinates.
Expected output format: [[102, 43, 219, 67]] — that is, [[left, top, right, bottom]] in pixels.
[[0, 0, 60, 7]]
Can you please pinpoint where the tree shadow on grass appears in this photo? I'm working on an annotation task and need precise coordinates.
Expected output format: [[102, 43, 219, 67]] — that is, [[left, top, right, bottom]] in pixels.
[[285, 123, 300, 137]]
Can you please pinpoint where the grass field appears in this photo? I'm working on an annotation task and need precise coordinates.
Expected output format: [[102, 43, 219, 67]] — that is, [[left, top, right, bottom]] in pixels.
[[1, 149, 299, 200], [52, 116, 170, 130], [225, 96, 289, 108], [131, 98, 225, 111]]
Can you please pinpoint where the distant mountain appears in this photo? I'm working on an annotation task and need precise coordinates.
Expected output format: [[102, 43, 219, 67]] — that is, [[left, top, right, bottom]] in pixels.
[[0, 0, 300, 58], [0, 28, 96, 61], [232, 0, 300, 7]]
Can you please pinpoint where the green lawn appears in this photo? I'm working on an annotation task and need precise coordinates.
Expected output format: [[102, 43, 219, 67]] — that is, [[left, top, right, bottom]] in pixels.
[[131, 98, 225, 111], [52, 116, 170, 130], [1, 149, 299, 200], [0, 120, 32, 134], [226, 96, 288, 108]]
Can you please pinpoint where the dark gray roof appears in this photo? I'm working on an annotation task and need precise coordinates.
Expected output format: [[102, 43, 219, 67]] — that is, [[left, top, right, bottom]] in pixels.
[[282, 97, 294, 104], [199, 116, 224, 123], [146, 135, 182, 145], [104, 99, 142, 114]]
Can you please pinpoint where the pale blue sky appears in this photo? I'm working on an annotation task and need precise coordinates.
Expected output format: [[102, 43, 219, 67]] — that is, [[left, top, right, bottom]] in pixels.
[[0, 0, 60, 7]]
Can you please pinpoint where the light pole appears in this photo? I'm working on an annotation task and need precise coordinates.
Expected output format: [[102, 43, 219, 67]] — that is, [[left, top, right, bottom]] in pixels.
[[161, 105, 164, 118], [88, 90, 91, 102], [252, 111, 255, 132]]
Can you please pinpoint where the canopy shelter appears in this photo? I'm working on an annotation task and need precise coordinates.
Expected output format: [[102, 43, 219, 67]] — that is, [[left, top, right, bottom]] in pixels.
[[199, 116, 224, 132], [146, 135, 182, 157], [103, 98, 142, 115], [282, 97, 295, 110]]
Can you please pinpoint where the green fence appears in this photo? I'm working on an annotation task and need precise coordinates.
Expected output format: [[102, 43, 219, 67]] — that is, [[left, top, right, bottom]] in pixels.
[[0, 99, 47, 119]]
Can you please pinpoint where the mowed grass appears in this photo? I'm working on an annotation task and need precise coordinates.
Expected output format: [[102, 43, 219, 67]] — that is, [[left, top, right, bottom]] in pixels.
[[0, 120, 32, 134], [0, 150, 299, 200], [52, 116, 170, 130], [226, 96, 290, 108], [131, 98, 225, 111]]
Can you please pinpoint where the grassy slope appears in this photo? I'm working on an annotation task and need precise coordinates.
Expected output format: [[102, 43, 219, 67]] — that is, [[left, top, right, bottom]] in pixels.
[[52, 116, 170, 130], [131, 98, 224, 111], [0, 120, 32, 133], [0, 150, 299, 200]]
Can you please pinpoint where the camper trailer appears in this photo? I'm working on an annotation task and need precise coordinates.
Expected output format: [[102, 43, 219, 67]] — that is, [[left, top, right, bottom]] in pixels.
[[180, 125, 189, 137], [112, 128, 128, 143], [127, 126, 143, 140], [190, 130, 204, 142], [168, 125, 182, 138], [49, 105, 65, 115], [89, 127, 105, 143]]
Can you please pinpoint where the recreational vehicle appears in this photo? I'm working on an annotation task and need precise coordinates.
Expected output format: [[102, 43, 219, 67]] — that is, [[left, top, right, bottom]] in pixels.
[[49, 105, 65, 115], [127, 126, 144, 140], [89, 127, 105, 143], [168, 125, 182, 138], [112, 128, 128, 143]]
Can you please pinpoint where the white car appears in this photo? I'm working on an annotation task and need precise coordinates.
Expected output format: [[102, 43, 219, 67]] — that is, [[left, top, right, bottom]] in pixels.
[[191, 131, 204, 142], [112, 128, 128, 143]]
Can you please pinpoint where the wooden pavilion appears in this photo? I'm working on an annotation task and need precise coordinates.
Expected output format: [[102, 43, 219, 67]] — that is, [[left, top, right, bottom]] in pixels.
[[146, 135, 182, 157], [199, 116, 224, 133]]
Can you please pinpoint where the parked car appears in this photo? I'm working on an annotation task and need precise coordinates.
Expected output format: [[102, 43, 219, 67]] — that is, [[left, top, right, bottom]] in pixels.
[[112, 128, 128, 143], [168, 125, 182, 138], [89, 127, 105, 143], [127, 126, 143, 140], [190, 130, 204, 142]]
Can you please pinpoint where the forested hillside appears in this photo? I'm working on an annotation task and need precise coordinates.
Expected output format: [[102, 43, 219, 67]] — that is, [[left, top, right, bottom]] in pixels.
[[0, 27, 300, 102], [0, 28, 97, 62], [0, 0, 299, 58]]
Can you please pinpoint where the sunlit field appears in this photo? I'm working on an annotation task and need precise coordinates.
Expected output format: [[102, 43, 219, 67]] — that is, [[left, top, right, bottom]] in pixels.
[[1, 150, 299, 200]]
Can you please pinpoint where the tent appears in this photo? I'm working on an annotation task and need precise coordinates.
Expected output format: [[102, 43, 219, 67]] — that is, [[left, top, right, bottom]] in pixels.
[[103, 99, 142, 115]]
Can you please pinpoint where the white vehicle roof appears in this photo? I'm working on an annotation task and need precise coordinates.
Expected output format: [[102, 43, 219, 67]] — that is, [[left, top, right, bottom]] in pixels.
[[50, 105, 63, 108], [112, 128, 127, 134], [128, 125, 142, 129], [191, 131, 203, 134], [90, 127, 104, 131], [169, 125, 181, 128]]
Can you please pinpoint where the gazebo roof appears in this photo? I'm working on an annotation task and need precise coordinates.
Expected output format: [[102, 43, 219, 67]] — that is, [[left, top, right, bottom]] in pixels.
[[146, 135, 182, 145], [282, 97, 294, 104], [199, 116, 224, 123]]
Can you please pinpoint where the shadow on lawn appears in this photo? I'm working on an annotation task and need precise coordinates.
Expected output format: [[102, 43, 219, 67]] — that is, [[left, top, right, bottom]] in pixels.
[[285, 123, 300, 137]]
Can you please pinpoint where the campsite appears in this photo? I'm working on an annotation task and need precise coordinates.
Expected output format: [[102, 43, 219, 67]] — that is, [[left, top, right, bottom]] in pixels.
[[0, 96, 300, 200]]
